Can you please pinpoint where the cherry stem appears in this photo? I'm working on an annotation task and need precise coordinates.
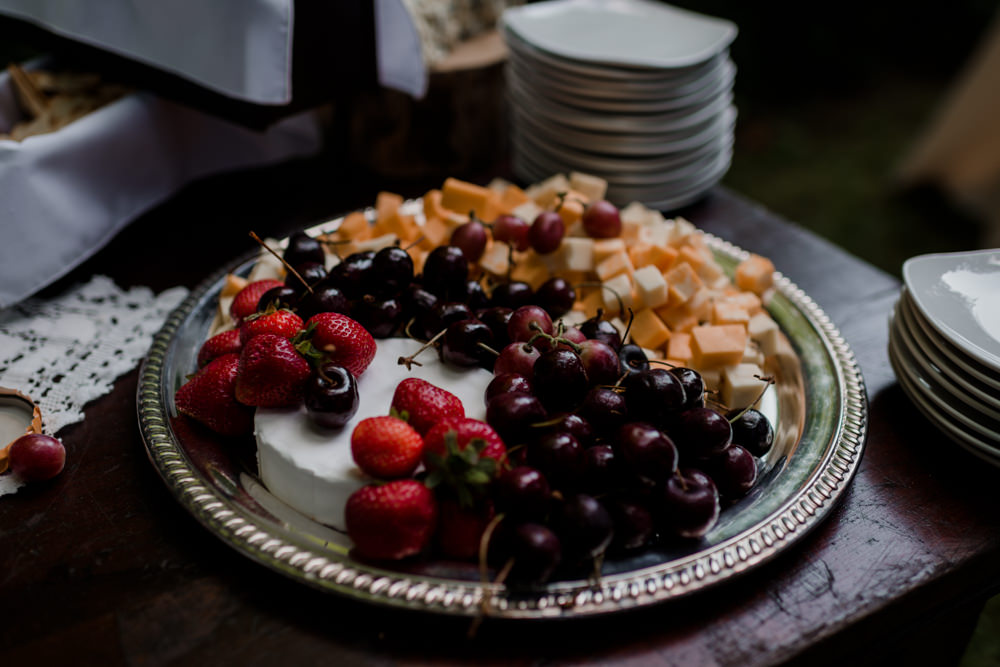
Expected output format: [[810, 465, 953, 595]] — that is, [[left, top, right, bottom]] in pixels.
[[526, 321, 582, 354], [249, 230, 315, 295], [477, 341, 500, 357], [398, 328, 446, 370], [574, 282, 624, 320], [402, 236, 425, 252], [621, 307, 635, 343], [472, 512, 509, 636]]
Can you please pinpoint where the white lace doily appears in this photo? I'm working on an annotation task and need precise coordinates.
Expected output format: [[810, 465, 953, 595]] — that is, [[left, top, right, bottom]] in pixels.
[[0, 275, 188, 495]]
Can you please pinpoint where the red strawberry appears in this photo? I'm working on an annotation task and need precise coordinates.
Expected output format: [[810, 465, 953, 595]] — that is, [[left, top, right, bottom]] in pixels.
[[423, 417, 506, 464], [197, 329, 242, 368], [350, 415, 424, 479], [436, 498, 495, 561], [230, 279, 284, 322], [239, 308, 303, 344], [302, 312, 375, 377], [234, 333, 311, 407], [345, 479, 437, 560], [175, 353, 254, 436], [391, 378, 464, 436], [423, 418, 506, 508]]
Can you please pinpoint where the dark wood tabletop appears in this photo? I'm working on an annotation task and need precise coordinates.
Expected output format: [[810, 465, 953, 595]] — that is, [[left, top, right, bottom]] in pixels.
[[3, 156, 999, 667]]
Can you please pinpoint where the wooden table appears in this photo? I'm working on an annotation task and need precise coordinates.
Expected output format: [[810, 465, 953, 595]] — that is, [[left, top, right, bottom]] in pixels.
[[3, 158, 999, 666]]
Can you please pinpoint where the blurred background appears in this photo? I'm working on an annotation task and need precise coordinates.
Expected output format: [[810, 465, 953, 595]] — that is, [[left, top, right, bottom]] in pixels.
[[1, 1, 998, 662]]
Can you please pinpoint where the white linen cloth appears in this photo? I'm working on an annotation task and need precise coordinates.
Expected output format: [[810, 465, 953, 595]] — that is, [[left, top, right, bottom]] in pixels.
[[0, 275, 188, 496], [0, 0, 294, 104], [0, 65, 323, 310]]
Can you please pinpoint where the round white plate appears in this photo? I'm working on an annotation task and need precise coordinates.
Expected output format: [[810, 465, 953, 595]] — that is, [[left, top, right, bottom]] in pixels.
[[508, 54, 734, 108], [510, 105, 735, 164], [888, 339, 1000, 467], [889, 310, 1000, 445], [903, 249, 1000, 372], [895, 291, 1000, 413], [502, 0, 737, 69], [899, 289, 1000, 390], [511, 59, 734, 114], [891, 305, 1000, 423], [507, 47, 732, 99], [506, 75, 734, 134]]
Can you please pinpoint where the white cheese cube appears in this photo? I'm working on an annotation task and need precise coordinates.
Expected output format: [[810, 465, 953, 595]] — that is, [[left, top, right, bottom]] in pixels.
[[633, 265, 669, 309], [638, 222, 671, 248], [721, 363, 768, 410], [479, 241, 511, 276], [525, 173, 569, 208], [511, 201, 543, 225], [748, 312, 781, 356], [569, 172, 607, 202], [620, 201, 654, 225], [602, 273, 634, 315], [558, 237, 595, 272]]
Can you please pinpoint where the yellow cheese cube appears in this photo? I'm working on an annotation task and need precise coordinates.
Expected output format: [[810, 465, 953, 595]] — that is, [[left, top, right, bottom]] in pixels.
[[690, 324, 748, 368], [633, 265, 669, 309], [630, 308, 671, 350], [595, 250, 634, 281], [735, 254, 776, 295], [667, 332, 693, 365]]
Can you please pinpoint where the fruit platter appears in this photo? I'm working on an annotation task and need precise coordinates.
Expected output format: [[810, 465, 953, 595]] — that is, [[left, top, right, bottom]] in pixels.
[[137, 172, 867, 618]]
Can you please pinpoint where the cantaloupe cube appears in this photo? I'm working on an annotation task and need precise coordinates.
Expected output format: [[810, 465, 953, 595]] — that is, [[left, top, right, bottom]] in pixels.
[[424, 189, 450, 222], [374, 211, 420, 243], [655, 303, 698, 333], [633, 265, 669, 309], [630, 243, 678, 272], [578, 288, 605, 319], [440, 177, 500, 220], [664, 262, 703, 306], [499, 183, 531, 214], [667, 332, 693, 365], [593, 238, 627, 264], [712, 301, 751, 328], [675, 245, 707, 272], [376, 191, 403, 221], [557, 196, 585, 226], [409, 247, 429, 276], [511, 255, 550, 290], [687, 288, 715, 323], [353, 233, 399, 254], [666, 217, 698, 246], [420, 216, 452, 248], [595, 250, 634, 281], [697, 258, 727, 285], [339, 210, 372, 241], [602, 273, 635, 315], [630, 308, 671, 350], [569, 171, 607, 202], [690, 324, 748, 368], [736, 254, 776, 295]]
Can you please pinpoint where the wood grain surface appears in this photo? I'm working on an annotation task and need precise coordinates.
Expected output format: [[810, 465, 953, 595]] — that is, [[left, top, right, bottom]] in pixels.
[[3, 160, 998, 667]]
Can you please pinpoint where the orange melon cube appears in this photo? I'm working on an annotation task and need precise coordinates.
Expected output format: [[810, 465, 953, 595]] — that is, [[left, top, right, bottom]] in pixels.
[[375, 191, 403, 221], [690, 324, 748, 369], [630, 308, 671, 350], [630, 243, 678, 272], [712, 301, 751, 327], [499, 183, 531, 214], [578, 288, 605, 319], [735, 254, 776, 295], [674, 244, 707, 272], [337, 210, 372, 241], [655, 303, 699, 333], [593, 238, 627, 264]]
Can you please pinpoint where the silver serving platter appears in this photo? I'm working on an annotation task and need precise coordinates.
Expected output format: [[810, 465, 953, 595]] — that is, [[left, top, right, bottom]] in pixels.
[[137, 217, 867, 619]]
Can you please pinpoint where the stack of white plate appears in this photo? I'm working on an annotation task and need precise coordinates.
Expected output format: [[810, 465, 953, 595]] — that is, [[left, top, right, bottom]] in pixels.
[[501, 0, 738, 210], [888, 249, 1000, 466]]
